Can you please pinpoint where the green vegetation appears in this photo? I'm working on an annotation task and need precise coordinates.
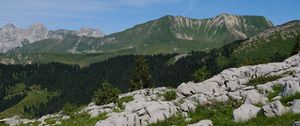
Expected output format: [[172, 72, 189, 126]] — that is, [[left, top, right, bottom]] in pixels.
[[291, 34, 300, 55], [129, 56, 151, 91], [92, 81, 120, 106], [268, 85, 284, 100], [60, 112, 107, 126], [0, 86, 58, 119], [116, 96, 134, 110], [280, 93, 300, 106], [162, 90, 177, 101], [193, 67, 211, 82], [62, 103, 78, 116], [247, 75, 283, 86]]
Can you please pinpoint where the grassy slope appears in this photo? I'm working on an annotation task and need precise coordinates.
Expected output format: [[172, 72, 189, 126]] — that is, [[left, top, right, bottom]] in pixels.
[[0, 88, 58, 119]]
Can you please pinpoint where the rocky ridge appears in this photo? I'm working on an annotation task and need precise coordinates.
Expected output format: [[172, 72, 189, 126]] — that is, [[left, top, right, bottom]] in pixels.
[[1, 53, 300, 126], [0, 23, 105, 53]]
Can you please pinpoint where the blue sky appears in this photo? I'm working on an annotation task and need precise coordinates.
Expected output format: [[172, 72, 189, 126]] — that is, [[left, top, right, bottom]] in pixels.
[[0, 0, 299, 34]]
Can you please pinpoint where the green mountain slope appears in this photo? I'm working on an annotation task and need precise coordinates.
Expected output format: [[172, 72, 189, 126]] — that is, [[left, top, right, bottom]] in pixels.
[[1, 20, 298, 67], [9, 14, 272, 55]]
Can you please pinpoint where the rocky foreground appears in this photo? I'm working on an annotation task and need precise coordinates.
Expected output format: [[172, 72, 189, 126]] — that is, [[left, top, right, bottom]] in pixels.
[[1, 53, 300, 126]]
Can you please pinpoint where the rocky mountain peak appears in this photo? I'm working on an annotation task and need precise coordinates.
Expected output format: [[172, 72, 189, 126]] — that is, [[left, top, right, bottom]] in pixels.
[[25, 23, 49, 43], [1, 23, 18, 32], [78, 27, 105, 38], [3, 23, 17, 29], [28, 23, 47, 31]]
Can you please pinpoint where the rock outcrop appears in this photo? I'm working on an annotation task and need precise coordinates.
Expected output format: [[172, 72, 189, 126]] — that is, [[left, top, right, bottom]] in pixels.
[[187, 119, 213, 126], [262, 100, 287, 117], [233, 104, 261, 122], [292, 99, 300, 114]]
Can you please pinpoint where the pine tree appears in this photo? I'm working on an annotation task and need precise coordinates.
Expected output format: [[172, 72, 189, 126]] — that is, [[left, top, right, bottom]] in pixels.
[[129, 56, 151, 91], [292, 35, 300, 55], [193, 67, 211, 82]]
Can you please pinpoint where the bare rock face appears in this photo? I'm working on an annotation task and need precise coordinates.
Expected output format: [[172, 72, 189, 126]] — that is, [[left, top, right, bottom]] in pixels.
[[0, 24, 106, 52], [0, 23, 51, 52], [77, 27, 105, 38]]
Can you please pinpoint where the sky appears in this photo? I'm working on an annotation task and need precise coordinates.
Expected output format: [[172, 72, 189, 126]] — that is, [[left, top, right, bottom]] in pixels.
[[0, 0, 299, 34]]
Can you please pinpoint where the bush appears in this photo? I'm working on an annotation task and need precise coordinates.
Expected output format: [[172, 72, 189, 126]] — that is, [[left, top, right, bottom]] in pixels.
[[193, 67, 211, 82], [163, 90, 177, 101], [268, 85, 283, 100], [62, 102, 78, 116], [92, 81, 120, 106]]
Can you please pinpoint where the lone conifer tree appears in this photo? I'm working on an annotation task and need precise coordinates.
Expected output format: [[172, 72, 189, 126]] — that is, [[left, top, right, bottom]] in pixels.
[[292, 35, 300, 55], [129, 56, 151, 91]]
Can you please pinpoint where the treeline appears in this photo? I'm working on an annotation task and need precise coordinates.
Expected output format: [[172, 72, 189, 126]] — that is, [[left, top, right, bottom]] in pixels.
[[1, 35, 299, 117]]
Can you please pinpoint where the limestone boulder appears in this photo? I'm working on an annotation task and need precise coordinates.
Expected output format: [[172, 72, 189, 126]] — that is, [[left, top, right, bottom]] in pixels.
[[262, 100, 287, 117], [188, 119, 213, 126], [282, 81, 300, 97], [292, 99, 300, 114], [233, 104, 261, 122]]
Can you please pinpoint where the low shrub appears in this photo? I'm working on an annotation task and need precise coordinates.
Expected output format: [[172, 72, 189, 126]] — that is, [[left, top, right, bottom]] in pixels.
[[92, 81, 120, 106], [163, 90, 177, 101]]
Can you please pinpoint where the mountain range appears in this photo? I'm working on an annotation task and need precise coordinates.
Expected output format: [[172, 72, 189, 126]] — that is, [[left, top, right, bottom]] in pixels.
[[0, 24, 105, 53], [1, 14, 272, 55]]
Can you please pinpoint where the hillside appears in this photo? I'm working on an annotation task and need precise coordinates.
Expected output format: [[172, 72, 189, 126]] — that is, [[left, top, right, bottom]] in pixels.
[[8, 14, 272, 55], [1, 53, 300, 126]]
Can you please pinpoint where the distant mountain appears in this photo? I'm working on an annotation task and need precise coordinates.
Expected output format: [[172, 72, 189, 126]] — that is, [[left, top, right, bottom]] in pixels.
[[7, 14, 272, 54], [1, 20, 298, 66], [0, 24, 105, 53]]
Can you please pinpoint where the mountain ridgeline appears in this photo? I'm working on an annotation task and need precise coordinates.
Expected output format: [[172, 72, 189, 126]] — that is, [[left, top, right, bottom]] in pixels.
[[6, 14, 272, 55], [0, 24, 105, 53]]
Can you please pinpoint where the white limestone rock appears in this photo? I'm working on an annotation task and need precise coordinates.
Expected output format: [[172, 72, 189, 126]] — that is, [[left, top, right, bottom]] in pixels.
[[96, 101, 179, 126], [81, 103, 115, 118], [0, 115, 21, 126], [282, 80, 300, 97], [233, 104, 261, 122], [180, 100, 197, 112], [294, 121, 300, 126], [187, 119, 213, 126], [244, 90, 267, 105], [262, 100, 287, 117], [292, 99, 300, 114]]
